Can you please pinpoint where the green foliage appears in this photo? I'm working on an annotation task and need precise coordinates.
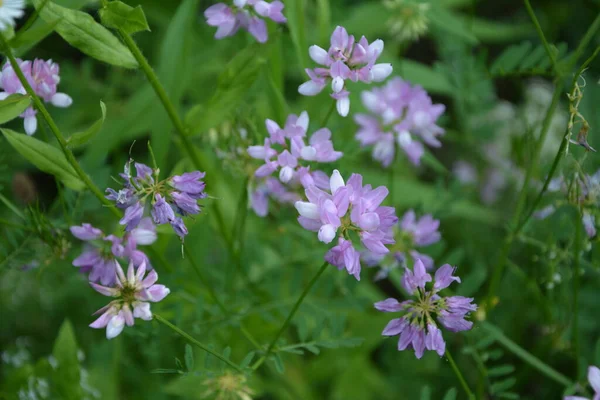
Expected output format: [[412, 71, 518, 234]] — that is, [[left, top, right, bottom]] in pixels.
[[0, 95, 31, 124], [66, 101, 106, 148], [490, 41, 568, 77], [99, 1, 151, 35], [32, 0, 138, 68], [1, 129, 85, 190]]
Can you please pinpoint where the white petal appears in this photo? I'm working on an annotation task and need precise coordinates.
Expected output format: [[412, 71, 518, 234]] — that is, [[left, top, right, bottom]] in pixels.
[[397, 130, 412, 147], [295, 201, 320, 220], [279, 166, 294, 183], [309, 45, 329, 65], [336, 96, 350, 117], [50, 93, 73, 108], [300, 146, 317, 161], [299, 80, 324, 96], [318, 224, 336, 243], [370, 64, 393, 82], [0, 92, 9, 100], [106, 315, 125, 339], [361, 91, 379, 112], [24, 116, 37, 135], [296, 111, 309, 133], [329, 169, 345, 194], [331, 76, 344, 93], [368, 39, 384, 58]]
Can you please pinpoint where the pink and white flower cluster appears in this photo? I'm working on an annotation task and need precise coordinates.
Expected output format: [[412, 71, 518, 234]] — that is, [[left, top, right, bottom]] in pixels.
[[295, 170, 397, 280], [0, 59, 72, 135], [89, 260, 170, 339], [299, 26, 393, 117], [355, 77, 445, 167], [375, 260, 477, 358], [204, 0, 286, 43]]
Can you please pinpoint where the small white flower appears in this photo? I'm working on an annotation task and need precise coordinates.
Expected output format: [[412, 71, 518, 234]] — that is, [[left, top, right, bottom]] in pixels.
[[0, 0, 25, 31]]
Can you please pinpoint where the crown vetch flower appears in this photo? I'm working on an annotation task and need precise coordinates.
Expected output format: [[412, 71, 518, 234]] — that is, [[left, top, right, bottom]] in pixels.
[[250, 177, 301, 217], [299, 26, 393, 117], [375, 260, 476, 359], [89, 260, 170, 339], [364, 209, 441, 280], [70, 220, 156, 286], [247, 111, 342, 186], [0, 0, 25, 32], [354, 77, 445, 166], [564, 365, 600, 400], [106, 161, 207, 238], [0, 59, 72, 135], [204, 0, 286, 43], [294, 170, 397, 280]]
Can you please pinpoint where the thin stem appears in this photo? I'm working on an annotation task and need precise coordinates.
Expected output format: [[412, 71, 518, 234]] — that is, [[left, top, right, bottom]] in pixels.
[[183, 246, 263, 351], [0, 193, 25, 219], [485, 82, 562, 310], [518, 46, 600, 230], [320, 101, 336, 127], [0, 36, 120, 218], [252, 261, 329, 370], [153, 314, 244, 373], [0, 218, 30, 231], [481, 322, 573, 387], [524, 0, 558, 74], [446, 349, 475, 400], [572, 206, 582, 379]]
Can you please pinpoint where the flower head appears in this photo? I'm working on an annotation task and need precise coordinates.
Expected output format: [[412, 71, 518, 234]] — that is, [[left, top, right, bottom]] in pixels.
[[354, 77, 444, 166], [299, 26, 393, 117], [204, 1, 286, 43], [247, 111, 342, 186], [375, 261, 476, 359], [106, 160, 207, 238], [250, 177, 301, 217], [295, 170, 397, 280], [89, 260, 170, 339], [0, 59, 72, 135], [364, 209, 441, 280], [564, 365, 600, 400], [384, 0, 430, 42], [0, 0, 25, 31], [70, 220, 156, 286]]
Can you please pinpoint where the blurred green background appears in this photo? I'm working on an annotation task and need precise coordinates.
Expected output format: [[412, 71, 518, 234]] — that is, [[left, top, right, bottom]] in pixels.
[[1, 0, 600, 399]]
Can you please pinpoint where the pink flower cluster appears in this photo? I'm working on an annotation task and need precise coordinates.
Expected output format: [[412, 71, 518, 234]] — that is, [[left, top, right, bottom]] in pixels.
[[355, 77, 445, 167], [204, 0, 286, 43], [70, 220, 156, 286], [375, 260, 476, 358], [247, 111, 342, 185], [0, 59, 72, 135], [295, 170, 397, 280], [90, 260, 170, 339], [299, 26, 393, 117]]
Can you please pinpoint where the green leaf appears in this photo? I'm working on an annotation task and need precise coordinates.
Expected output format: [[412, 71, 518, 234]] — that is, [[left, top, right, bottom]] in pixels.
[[442, 388, 457, 400], [184, 344, 194, 372], [470, 18, 532, 43], [285, 0, 308, 73], [52, 320, 83, 399], [399, 60, 453, 95], [99, 1, 150, 34], [32, 0, 138, 68], [489, 41, 568, 77], [67, 101, 106, 148], [490, 377, 517, 394], [2, 128, 85, 190], [239, 351, 255, 369], [0, 94, 31, 124], [10, 20, 60, 54], [488, 365, 516, 377], [420, 386, 432, 400], [429, 8, 478, 45], [271, 353, 285, 374], [185, 44, 266, 136]]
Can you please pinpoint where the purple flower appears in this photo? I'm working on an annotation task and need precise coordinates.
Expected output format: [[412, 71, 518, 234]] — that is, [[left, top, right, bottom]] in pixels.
[[250, 177, 300, 217], [247, 111, 343, 186], [564, 365, 600, 400], [354, 77, 445, 166], [0, 59, 72, 135], [375, 263, 476, 359], [107, 160, 207, 238], [89, 260, 170, 339], [70, 222, 155, 286], [299, 26, 393, 117], [295, 169, 397, 280], [204, 1, 287, 43], [400, 210, 441, 247]]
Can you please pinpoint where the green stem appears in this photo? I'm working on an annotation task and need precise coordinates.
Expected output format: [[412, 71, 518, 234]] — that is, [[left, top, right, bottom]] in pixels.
[[0, 36, 119, 219], [481, 322, 573, 387], [517, 46, 600, 230], [572, 206, 582, 379], [320, 101, 336, 127], [183, 246, 263, 351], [0, 193, 25, 219], [485, 82, 562, 310], [524, 0, 558, 73], [446, 349, 475, 400], [153, 314, 244, 372], [252, 261, 329, 370], [0, 218, 30, 231]]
